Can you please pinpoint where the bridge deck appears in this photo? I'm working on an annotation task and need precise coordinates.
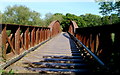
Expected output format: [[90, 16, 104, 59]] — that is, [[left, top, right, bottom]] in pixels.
[[5, 32, 79, 73]]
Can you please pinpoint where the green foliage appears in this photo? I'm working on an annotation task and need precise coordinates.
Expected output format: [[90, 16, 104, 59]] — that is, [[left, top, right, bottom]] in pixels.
[[0, 70, 5, 74], [8, 69, 14, 74], [0, 11, 2, 23], [98, 1, 120, 16], [0, 69, 14, 75], [114, 1, 120, 16], [99, 2, 113, 16], [101, 16, 111, 25], [98, 1, 120, 25], [110, 14, 120, 24], [61, 13, 103, 31], [80, 14, 102, 27], [2, 5, 43, 26], [44, 13, 64, 26], [61, 13, 87, 31]]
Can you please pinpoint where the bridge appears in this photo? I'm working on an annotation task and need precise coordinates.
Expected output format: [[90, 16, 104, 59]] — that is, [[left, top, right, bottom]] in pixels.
[[0, 21, 120, 74]]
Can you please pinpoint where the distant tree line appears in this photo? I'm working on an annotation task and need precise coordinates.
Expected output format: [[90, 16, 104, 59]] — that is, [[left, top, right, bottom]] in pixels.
[[0, 2, 119, 31], [0, 5, 44, 26]]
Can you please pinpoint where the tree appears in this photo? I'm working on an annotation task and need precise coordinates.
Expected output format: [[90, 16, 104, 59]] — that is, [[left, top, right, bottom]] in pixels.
[[2, 5, 42, 26], [61, 13, 103, 31], [44, 13, 54, 26], [77, 16, 87, 27], [114, 1, 120, 16], [110, 14, 119, 24], [62, 13, 87, 28], [53, 13, 64, 23], [44, 13, 64, 26], [54, 13, 63, 16], [98, 1, 120, 16], [61, 13, 88, 31], [81, 14, 102, 27], [99, 2, 113, 16], [29, 11, 42, 26], [45, 13, 53, 20], [98, 1, 120, 24], [101, 16, 110, 25]]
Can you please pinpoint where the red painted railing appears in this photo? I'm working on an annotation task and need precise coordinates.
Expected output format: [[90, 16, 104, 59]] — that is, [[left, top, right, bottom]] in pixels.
[[0, 20, 61, 60], [68, 21, 78, 35], [48, 20, 62, 37], [69, 21, 120, 64]]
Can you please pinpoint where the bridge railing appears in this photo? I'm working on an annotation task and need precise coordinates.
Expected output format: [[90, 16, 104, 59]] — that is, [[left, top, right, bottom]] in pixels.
[[75, 23, 120, 63], [68, 32, 105, 67], [68, 21, 120, 71], [1, 24, 50, 60], [0, 20, 61, 61], [48, 20, 62, 37], [68, 21, 78, 35]]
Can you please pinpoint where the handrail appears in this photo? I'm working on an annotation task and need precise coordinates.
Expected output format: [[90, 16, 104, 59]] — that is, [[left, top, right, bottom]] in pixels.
[[1, 24, 50, 60], [68, 21, 78, 35], [67, 32, 105, 66], [74, 23, 120, 72], [0, 20, 61, 61]]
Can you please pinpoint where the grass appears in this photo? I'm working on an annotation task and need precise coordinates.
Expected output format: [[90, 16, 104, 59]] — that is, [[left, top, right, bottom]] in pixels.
[[0, 69, 15, 75]]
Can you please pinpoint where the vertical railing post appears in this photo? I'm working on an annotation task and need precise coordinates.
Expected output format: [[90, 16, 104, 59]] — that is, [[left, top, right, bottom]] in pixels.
[[24, 27, 29, 50], [46, 29, 49, 40], [45, 29, 47, 40], [47, 29, 49, 39], [95, 34, 99, 55], [31, 28, 35, 47], [2, 25, 7, 59], [39, 28, 41, 43], [90, 34, 94, 53], [76, 34, 79, 40], [46, 29, 47, 40], [43, 29, 45, 41], [51, 28, 53, 38], [44, 29, 46, 41], [41, 29, 43, 42], [49, 28, 52, 38], [48, 29, 50, 39], [86, 36, 90, 48], [41, 28, 44, 41], [15, 27, 20, 54], [40, 29, 42, 42], [81, 35, 84, 45], [44, 29, 46, 40], [36, 28, 39, 44], [28, 31, 30, 48], [83, 35, 86, 46], [20, 33, 24, 51]]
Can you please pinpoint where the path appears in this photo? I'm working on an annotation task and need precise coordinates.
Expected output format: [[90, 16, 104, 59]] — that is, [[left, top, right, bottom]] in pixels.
[[5, 32, 81, 73]]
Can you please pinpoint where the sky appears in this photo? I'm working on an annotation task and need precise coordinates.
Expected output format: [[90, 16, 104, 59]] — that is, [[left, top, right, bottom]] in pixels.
[[0, 0, 103, 19]]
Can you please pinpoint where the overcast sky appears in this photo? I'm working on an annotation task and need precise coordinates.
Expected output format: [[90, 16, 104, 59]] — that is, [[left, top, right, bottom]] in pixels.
[[0, 0, 103, 19]]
